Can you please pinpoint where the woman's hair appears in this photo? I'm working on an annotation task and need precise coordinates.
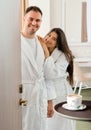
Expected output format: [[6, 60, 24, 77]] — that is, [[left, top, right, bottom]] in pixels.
[[25, 6, 43, 16], [48, 28, 74, 86]]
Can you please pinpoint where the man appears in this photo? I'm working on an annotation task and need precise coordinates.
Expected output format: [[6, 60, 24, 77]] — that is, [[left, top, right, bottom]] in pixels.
[[21, 6, 56, 130]]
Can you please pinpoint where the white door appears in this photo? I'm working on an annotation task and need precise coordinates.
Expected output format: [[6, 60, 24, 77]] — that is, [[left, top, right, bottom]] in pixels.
[[0, 0, 22, 130]]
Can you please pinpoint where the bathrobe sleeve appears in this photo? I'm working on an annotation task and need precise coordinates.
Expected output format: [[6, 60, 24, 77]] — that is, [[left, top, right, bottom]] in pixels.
[[45, 79, 56, 100], [44, 51, 69, 100], [44, 51, 69, 80], [44, 49, 69, 100]]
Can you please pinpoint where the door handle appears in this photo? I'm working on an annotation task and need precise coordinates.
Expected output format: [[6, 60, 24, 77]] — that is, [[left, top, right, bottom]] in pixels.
[[19, 98, 27, 106]]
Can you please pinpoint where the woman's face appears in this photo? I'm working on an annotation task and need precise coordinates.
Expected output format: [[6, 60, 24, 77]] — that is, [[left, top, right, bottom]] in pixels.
[[44, 31, 57, 51]]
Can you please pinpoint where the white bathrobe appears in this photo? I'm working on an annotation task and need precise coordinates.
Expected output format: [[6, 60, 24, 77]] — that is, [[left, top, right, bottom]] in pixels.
[[44, 48, 76, 130], [21, 35, 56, 130]]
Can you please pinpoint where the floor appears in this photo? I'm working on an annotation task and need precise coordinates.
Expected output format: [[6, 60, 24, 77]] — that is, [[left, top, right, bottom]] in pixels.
[[76, 88, 91, 130]]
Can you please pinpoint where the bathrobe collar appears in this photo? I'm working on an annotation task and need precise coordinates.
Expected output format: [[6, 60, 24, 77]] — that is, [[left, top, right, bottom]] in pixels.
[[51, 48, 63, 62], [21, 35, 44, 74]]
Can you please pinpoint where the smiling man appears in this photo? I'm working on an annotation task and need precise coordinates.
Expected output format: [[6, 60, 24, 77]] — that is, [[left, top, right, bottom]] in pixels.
[[21, 6, 56, 130]]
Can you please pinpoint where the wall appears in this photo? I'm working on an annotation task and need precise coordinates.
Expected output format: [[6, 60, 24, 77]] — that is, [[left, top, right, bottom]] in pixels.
[[50, 0, 63, 29], [65, 0, 82, 43]]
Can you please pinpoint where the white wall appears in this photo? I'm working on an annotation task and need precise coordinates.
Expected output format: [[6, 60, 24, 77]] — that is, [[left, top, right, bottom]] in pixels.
[[50, 0, 63, 29], [29, 0, 50, 37], [65, 0, 82, 43]]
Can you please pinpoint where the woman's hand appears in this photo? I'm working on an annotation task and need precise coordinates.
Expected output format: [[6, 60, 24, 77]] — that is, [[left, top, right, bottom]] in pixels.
[[47, 100, 54, 118], [37, 35, 50, 58]]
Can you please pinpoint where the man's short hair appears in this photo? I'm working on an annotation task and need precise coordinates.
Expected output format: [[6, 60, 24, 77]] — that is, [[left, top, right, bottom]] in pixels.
[[25, 6, 43, 16]]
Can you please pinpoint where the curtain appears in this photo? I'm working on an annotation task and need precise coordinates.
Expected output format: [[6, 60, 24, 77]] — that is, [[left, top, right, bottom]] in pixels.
[[20, 0, 29, 30], [87, 0, 91, 42], [81, 2, 87, 42]]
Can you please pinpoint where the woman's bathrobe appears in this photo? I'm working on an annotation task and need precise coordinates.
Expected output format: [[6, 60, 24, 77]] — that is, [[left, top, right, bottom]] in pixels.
[[21, 35, 56, 130], [44, 48, 76, 130]]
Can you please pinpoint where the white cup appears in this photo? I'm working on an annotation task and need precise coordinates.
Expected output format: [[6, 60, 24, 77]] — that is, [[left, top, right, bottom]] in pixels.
[[67, 94, 82, 108]]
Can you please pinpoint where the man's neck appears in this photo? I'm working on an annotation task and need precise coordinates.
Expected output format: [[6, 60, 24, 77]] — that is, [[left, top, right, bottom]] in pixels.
[[21, 31, 35, 39]]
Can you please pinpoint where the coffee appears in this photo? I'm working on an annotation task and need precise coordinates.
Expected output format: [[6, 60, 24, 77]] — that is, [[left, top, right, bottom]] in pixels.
[[67, 94, 82, 108]]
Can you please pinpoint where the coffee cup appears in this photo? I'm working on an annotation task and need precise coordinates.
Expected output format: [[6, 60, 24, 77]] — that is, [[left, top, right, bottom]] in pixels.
[[67, 94, 82, 108]]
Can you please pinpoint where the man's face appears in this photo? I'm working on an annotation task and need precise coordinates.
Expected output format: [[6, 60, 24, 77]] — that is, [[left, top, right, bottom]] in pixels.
[[23, 10, 42, 36]]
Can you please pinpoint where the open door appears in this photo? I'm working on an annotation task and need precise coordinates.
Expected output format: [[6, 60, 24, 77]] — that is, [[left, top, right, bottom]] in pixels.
[[0, 0, 22, 130]]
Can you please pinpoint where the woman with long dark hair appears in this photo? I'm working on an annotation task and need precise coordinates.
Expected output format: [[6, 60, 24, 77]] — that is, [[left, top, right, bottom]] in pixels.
[[38, 28, 76, 130]]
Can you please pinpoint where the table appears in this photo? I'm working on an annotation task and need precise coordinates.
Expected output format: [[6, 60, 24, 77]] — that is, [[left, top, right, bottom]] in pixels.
[[54, 100, 91, 121]]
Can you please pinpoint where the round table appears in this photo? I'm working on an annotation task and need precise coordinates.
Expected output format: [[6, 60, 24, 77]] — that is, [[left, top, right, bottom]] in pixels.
[[54, 100, 91, 121]]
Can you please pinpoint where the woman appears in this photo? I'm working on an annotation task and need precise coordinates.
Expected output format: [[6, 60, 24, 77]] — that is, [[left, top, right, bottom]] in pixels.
[[38, 28, 76, 130]]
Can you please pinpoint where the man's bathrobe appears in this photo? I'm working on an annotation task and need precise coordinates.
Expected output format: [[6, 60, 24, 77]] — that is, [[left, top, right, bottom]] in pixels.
[[44, 48, 76, 130], [21, 35, 56, 130]]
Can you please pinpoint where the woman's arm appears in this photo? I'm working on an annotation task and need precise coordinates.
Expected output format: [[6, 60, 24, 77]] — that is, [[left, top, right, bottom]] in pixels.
[[47, 100, 54, 118], [44, 52, 69, 79], [37, 35, 50, 58]]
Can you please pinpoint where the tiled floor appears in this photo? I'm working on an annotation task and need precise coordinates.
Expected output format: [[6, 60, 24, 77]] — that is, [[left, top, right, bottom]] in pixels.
[[76, 88, 91, 130]]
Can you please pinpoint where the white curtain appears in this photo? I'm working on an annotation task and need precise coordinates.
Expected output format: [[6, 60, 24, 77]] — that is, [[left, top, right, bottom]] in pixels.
[[81, 2, 87, 42], [87, 0, 91, 42]]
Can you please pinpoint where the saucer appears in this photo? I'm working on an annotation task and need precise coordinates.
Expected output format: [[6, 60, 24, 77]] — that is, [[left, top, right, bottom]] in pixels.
[[62, 103, 86, 111]]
